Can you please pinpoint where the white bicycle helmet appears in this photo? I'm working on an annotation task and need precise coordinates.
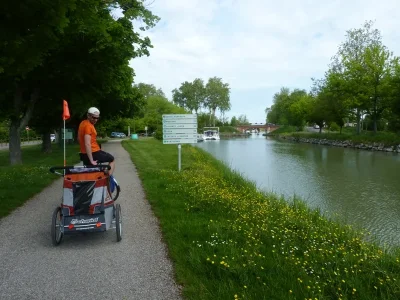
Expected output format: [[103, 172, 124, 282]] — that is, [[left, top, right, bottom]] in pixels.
[[88, 107, 100, 115]]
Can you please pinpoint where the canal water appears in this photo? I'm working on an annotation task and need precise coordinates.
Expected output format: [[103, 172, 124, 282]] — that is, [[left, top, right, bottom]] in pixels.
[[195, 134, 400, 248]]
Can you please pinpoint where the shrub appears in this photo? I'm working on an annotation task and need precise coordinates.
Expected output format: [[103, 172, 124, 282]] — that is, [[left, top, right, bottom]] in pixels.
[[329, 122, 340, 132]]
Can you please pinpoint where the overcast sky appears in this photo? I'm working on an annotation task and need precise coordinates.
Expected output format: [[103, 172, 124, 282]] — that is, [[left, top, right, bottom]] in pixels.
[[127, 0, 400, 123]]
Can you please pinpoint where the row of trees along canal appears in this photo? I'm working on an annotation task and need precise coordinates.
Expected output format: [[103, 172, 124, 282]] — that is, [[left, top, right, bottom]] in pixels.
[[172, 77, 232, 127], [92, 81, 251, 143], [0, 1, 160, 165], [266, 20, 400, 135]]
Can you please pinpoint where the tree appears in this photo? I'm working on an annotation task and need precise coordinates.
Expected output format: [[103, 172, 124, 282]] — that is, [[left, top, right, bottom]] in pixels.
[[172, 81, 191, 111], [189, 78, 206, 114], [288, 91, 311, 130], [332, 20, 382, 134], [363, 44, 394, 133], [172, 78, 206, 114], [0, 0, 77, 164], [0, 0, 159, 164], [142, 94, 187, 138], [230, 116, 238, 126], [205, 77, 231, 127], [388, 58, 400, 131], [285, 89, 308, 129], [267, 87, 291, 125], [135, 83, 165, 99], [308, 78, 329, 132], [322, 71, 351, 133], [306, 95, 326, 133], [266, 87, 309, 129], [237, 115, 250, 125]]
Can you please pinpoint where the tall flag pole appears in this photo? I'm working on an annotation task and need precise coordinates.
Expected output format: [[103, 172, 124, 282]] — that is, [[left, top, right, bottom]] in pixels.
[[62, 100, 70, 168]]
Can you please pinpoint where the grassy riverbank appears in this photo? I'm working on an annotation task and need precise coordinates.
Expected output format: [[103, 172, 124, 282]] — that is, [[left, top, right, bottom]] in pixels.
[[0, 144, 81, 218], [270, 126, 400, 146], [122, 139, 400, 300], [0, 139, 111, 218]]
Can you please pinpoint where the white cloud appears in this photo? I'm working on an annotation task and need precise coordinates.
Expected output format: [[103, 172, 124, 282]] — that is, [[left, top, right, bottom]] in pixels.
[[130, 0, 400, 122]]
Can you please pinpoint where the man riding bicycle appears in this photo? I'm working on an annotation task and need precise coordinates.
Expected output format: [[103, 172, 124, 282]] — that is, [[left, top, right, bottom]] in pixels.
[[78, 107, 115, 176]]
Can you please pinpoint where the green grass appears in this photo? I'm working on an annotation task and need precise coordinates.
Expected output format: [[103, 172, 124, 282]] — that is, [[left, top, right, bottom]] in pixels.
[[0, 143, 81, 218], [269, 126, 299, 135], [122, 139, 400, 300]]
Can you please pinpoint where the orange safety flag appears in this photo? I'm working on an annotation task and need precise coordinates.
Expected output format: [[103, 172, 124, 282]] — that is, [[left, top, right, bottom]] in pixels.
[[63, 100, 70, 120]]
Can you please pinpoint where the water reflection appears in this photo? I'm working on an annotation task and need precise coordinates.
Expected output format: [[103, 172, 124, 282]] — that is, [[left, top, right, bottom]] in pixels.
[[196, 135, 400, 247]]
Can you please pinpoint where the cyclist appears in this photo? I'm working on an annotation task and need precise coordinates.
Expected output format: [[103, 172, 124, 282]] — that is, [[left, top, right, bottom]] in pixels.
[[78, 107, 115, 176]]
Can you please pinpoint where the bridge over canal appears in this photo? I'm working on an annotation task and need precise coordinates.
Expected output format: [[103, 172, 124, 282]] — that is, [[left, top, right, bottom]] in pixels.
[[235, 124, 279, 133]]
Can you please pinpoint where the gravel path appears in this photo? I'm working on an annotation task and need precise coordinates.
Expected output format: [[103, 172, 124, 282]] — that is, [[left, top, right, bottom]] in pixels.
[[0, 140, 182, 300]]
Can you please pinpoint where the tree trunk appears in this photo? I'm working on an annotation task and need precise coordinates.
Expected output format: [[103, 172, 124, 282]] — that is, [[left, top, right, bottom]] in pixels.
[[356, 108, 361, 135], [42, 132, 52, 153], [9, 119, 22, 165], [212, 108, 216, 127], [8, 86, 40, 165], [340, 126, 343, 134], [373, 98, 378, 134]]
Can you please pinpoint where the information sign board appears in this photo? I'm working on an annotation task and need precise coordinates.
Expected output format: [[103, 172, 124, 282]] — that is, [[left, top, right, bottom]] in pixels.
[[162, 114, 198, 145]]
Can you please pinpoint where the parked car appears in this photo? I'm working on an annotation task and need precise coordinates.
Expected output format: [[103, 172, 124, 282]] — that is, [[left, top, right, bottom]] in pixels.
[[111, 132, 126, 138]]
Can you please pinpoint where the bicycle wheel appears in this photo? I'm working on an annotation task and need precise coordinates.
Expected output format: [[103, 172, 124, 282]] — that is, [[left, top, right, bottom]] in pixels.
[[115, 204, 122, 242], [110, 176, 120, 201], [51, 206, 63, 246]]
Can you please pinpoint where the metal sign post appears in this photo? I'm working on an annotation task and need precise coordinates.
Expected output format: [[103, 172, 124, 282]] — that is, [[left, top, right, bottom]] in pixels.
[[178, 144, 181, 171], [162, 114, 198, 171]]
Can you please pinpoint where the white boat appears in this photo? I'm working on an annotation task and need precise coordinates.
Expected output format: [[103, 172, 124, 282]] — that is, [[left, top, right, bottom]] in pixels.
[[203, 127, 220, 140]]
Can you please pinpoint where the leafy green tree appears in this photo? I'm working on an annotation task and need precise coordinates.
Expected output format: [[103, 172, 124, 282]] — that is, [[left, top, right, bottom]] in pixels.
[[171, 88, 185, 108], [388, 58, 400, 131], [172, 78, 206, 114], [0, 0, 159, 164], [363, 44, 394, 133], [332, 20, 382, 134], [286, 89, 308, 129], [205, 77, 231, 126], [288, 92, 311, 130], [172, 81, 191, 110], [142, 95, 187, 139], [306, 95, 326, 133], [266, 104, 279, 124], [237, 114, 250, 125], [267, 87, 309, 129], [322, 71, 351, 133], [267, 87, 291, 125], [189, 78, 206, 114], [0, 0, 78, 163], [308, 78, 329, 132], [135, 83, 165, 99], [230, 116, 238, 126]]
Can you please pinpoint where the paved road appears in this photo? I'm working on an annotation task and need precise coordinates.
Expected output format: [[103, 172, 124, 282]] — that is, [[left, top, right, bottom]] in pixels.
[[305, 126, 324, 133], [0, 140, 42, 150], [0, 140, 182, 300]]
